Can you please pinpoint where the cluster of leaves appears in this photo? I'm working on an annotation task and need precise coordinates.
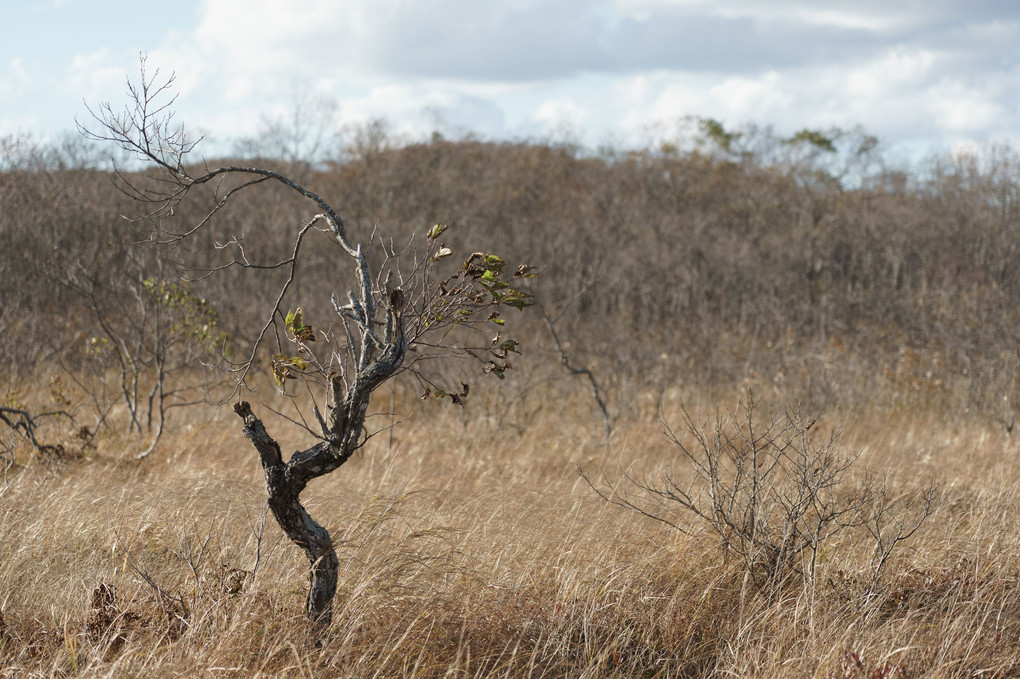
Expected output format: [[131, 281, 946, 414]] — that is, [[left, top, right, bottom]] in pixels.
[[464, 253, 536, 311], [140, 278, 229, 356], [267, 223, 537, 400], [270, 353, 311, 387], [422, 381, 470, 406], [423, 224, 536, 331], [79, 278, 229, 364], [417, 225, 535, 395], [271, 308, 315, 387], [784, 129, 837, 153], [81, 334, 113, 360], [283, 307, 315, 343]]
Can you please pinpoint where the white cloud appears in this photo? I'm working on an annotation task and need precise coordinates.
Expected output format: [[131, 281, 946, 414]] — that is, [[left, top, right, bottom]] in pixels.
[[845, 48, 938, 100], [0, 58, 39, 130], [6, 0, 1020, 156], [927, 80, 1006, 134], [66, 48, 128, 101], [707, 72, 791, 120], [0, 58, 33, 102], [579, 31, 1019, 153], [785, 8, 897, 32], [533, 97, 588, 136]]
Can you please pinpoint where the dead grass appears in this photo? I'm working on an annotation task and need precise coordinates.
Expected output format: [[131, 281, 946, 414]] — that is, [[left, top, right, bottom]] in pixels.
[[2, 386, 1019, 678]]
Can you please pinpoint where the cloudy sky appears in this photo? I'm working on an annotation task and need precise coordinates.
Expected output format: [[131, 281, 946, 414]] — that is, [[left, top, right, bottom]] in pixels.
[[3, 0, 1019, 159]]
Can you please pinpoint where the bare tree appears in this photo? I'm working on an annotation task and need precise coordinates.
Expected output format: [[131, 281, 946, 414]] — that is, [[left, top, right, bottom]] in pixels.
[[540, 306, 612, 443], [233, 91, 342, 170], [584, 394, 940, 593], [62, 255, 230, 458], [79, 57, 536, 633]]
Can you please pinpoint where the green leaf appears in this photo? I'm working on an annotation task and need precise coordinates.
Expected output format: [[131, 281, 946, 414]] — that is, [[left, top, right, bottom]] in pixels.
[[499, 340, 519, 353], [285, 306, 315, 342], [427, 223, 448, 240], [502, 292, 533, 310], [270, 353, 310, 386], [784, 129, 837, 153]]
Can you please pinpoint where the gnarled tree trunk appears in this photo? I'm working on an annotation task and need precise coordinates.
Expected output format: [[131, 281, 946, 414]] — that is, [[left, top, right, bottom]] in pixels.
[[233, 402, 341, 630], [232, 302, 406, 633]]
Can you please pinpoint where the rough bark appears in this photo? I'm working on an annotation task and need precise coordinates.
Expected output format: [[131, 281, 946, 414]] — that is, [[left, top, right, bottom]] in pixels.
[[231, 298, 405, 633], [233, 401, 340, 632]]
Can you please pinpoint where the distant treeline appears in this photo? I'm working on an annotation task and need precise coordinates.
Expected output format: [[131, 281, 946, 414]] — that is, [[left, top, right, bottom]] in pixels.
[[1, 124, 1017, 419]]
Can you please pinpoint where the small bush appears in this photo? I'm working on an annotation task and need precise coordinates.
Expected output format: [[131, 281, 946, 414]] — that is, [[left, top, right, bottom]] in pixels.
[[585, 393, 939, 592]]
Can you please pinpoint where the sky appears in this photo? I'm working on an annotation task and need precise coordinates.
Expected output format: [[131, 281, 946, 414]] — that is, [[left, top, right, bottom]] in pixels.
[[3, 0, 1020, 161]]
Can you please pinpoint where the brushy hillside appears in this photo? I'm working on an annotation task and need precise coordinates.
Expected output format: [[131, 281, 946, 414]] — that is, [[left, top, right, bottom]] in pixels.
[[2, 127, 1020, 676], [3, 128, 1019, 418]]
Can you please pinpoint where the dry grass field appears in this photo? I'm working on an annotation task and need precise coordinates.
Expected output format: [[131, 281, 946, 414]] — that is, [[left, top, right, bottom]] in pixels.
[[4, 121, 1020, 677], [3, 381, 1019, 678]]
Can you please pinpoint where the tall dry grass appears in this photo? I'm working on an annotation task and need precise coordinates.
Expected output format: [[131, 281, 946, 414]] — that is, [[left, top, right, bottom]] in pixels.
[[2, 383, 1019, 678]]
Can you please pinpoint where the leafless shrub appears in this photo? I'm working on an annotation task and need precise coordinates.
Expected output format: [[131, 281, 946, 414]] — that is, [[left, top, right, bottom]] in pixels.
[[540, 306, 613, 444], [585, 393, 940, 592], [0, 406, 63, 458], [129, 565, 191, 640], [0, 405, 83, 464], [60, 255, 231, 458]]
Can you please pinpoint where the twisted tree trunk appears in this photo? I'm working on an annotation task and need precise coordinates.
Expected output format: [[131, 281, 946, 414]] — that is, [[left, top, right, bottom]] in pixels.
[[234, 402, 342, 631], [232, 298, 406, 633]]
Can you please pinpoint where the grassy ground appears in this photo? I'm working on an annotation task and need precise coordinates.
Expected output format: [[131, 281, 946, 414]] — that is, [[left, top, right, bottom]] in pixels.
[[2, 386, 1019, 678]]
